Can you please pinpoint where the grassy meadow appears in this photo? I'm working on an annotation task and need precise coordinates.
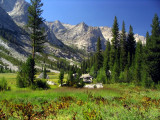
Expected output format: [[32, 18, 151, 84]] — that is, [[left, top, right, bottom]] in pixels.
[[0, 73, 160, 120]]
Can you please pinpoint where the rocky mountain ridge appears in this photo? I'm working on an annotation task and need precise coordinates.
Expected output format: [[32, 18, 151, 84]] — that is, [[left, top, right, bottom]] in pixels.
[[46, 20, 146, 52], [0, 0, 146, 71]]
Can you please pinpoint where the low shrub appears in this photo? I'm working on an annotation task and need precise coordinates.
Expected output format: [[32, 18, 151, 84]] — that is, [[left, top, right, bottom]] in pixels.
[[32, 79, 50, 90]]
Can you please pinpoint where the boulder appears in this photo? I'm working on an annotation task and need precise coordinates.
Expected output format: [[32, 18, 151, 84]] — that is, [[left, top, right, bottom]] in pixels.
[[47, 81, 57, 85], [38, 73, 49, 79], [84, 83, 103, 89]]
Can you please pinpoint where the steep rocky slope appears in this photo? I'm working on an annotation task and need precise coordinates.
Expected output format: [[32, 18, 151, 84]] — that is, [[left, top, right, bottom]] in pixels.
[[46, 20, 146, 52], [46, 21, 106, 51]]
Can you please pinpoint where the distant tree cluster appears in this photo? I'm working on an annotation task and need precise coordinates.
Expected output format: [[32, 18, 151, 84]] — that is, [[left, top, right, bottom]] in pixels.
[[0, 65, 13, 73], [81, 14, 160, 88]]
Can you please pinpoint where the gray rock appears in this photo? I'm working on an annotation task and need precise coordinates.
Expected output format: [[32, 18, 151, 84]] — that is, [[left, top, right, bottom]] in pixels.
[[38, 73, 49, 79], [84, 83, 103, 89], [47, 81, 57, 85]]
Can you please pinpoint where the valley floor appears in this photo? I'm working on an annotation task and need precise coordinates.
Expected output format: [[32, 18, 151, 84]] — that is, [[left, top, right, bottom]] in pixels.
[[0, 73, 160, 120]]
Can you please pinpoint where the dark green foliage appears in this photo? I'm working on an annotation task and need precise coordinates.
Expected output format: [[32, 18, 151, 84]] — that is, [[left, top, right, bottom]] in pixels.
[[95, 37, 103, 72], [32, 79, 50, 90], [120, 21, 127, 71], [127, 25, 136, 66], [16, 56, 36, 88], [109, 45, 116, 68], [146, 32, 150, 47], [67, 71, 74, 86], [103, 41, 111, 78], [78, 79, 85, 88], [111, 58, 120, 83], [0, 77, 9, 91], [58, 69, 64, 86], [26, 56, 36, 85], [110, 16, 120, 70], [134, 41, 143, 84], [119, 67, 133, 83], [96, 68, 106, 84], [43, 66, 47, 79], [80, 15, 160, 88], [111, 16, 119, 49], [146, 14, 160, 84], [27, 0, 46, 58]]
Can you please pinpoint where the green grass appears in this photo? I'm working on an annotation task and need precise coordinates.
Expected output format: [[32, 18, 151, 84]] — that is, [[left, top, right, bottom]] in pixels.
[[0, 73, 160, 120]]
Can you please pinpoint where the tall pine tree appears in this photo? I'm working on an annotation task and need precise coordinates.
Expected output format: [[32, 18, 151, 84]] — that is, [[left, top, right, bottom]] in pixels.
[[110, 16, 119, 68], [103, 41, 111, 77], [134, 41, 143, 85], [120, 21, 127, 71], [127, 25, 136, 67], [28, 0, 46, 59], [95, 37, 103, 72], [146, 14, 160, 84]]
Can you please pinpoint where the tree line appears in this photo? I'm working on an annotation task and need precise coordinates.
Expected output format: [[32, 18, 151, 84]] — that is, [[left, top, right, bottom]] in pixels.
[[81, 14, 160, 88]]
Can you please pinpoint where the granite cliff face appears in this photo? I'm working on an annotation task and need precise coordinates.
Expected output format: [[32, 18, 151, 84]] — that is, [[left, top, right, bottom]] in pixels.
[[46, 20, 146, 51], [0, 0, 81, 71], [0, 0, 29, 25], [0, 0, 146, 71], [46, 21, 106, 51], [0, 6, 20, 32], [0, 0, 63, 46], [0, 0, 146, 52]]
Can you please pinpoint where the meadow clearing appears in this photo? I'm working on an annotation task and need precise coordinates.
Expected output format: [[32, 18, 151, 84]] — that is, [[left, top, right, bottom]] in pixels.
[[0, 73, 160, 120]]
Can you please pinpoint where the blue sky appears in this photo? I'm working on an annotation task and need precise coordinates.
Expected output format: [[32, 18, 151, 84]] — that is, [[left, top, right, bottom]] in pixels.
[[25, 0, 160, 36]]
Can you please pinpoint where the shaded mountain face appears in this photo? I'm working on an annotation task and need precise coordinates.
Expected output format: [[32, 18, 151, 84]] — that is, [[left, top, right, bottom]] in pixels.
[[0, 0, 29, 26], [0, 0, 82, 72], [0, 0, 17, 12], [0, 0, 63, 47], [0, 7, 20, 32]]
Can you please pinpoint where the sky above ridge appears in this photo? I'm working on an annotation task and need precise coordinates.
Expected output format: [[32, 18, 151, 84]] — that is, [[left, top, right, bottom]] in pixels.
[[25, 0, 160, 36]]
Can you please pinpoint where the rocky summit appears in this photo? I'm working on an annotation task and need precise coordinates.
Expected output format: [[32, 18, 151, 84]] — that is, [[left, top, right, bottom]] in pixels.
[[0, 0, 146, 71]]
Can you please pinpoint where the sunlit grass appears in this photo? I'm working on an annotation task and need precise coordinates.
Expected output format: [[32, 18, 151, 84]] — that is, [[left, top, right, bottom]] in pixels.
[[0, 73, 160, 119]]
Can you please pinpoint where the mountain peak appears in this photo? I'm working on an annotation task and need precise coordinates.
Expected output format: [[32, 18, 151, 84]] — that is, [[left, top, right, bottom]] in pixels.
[[54, 20, 61, 24], [79, 22, 88, 27]]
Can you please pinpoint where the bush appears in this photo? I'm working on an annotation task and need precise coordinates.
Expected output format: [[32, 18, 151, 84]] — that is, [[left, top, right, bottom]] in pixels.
[[32, 79, 50, 90], [0, 77, 10, 91], [16, 63, 29, 88], [16, 56, 36, 88], [96, 68, 106, 84]]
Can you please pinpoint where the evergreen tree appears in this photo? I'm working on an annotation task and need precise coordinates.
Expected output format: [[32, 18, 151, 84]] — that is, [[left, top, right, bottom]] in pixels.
[[120, 21, 127, 71], [95, 37, 103, 71], [146, 32, 150, 47], [103, 41, 111, 78], [58, 69, 64, 86], [127, 52, 131, 69], [110, 16, 119, 69], [16, 56, 36, 87], [134, 41, 143, 84], [27, 0, 46, 85], [146, 14, 160, 84], [67, 71, 74, 86], [111, 58, 120, 83], [28, 0, 46, 59], [43, 66, 47, 79], [111, 16, 119, 49], [127, 25, 136, 67], [25, 56, 36, 85]]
